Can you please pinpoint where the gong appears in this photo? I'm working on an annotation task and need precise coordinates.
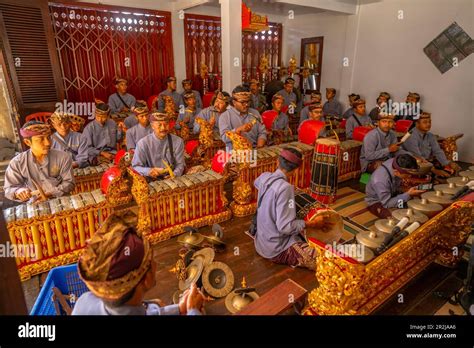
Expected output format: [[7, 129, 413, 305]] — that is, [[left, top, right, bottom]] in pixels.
[[225, 288, 260, 314], [201, 261, 234, 298]]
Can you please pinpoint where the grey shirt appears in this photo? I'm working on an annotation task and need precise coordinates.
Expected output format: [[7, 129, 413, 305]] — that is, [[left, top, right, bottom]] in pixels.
[[322, 99, 343, 117], [108, 92, 136, 114], [132, 133, 185, 178], [219, 106, 267, 150], [277, 89, 297, 108], [365, 158, 410, 208], [51, 131, 88, 168], [272, 111, 289, 130], [342, 108, 353, 119], [124, 114, 139, 129], [176, 108, 201, 130], [126, 124, 153, 150], [360, 127, 398, 172], [72, 291, 201, 315], [82, 119, 122, 160], [4, 149, 75, 201], [345, 114, 372, 139], [254, 169, 306, 259], [402, 128, 449, 166], [157, 89, 184, 112]]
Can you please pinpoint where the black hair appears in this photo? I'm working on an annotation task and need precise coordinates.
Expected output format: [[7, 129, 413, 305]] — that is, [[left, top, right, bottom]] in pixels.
[[232, 85, 250, 94], [278, 147, 303, 172], [396, 154, 418, 170]]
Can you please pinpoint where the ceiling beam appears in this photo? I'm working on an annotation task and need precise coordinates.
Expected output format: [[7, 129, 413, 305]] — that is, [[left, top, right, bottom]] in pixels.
[[274, 0, 358, 15], [172, 0, 212, 11]]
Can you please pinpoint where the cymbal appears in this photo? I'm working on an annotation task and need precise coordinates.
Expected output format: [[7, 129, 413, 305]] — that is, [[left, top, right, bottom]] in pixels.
[[192, 247, 215, 267], [178, 257, 204, 291], [225, 289, 259, 314]]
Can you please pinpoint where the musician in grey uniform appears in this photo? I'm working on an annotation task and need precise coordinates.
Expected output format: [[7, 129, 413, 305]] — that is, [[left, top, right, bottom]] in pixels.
[[125, 104, 152, 151], [342, 93, 361, 119], [49, 112, 88, 168], [249, 79, 267, 114], [322, 88, 343, 118], [82, 101, 122, 165], [181, 79, 203, 110], [365, 154, 424, 218], [277, 78, 297, 111], [175, 91, 201, 132], [299, 92, 321, 124], [194, 90, 230, 135], [345, 99, 374, 139], [132, 112, 185, 179], [401, 112, 460, 176], [4, 121, 74, 202], [297, 103, 326, 137], [219, 85, 267, 151], [123, 101, 148, 130], [157, 76, 184, 112], [108, 78, 136, 114], [360, 113, 405, 173], [368, 92, 391, 122]]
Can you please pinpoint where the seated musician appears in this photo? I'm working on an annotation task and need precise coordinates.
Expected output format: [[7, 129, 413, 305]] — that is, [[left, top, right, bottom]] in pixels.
[[299, 92, 322, 124], [269, 94, 291, 141], [249, 79, 267, 114], [360, 113, 406, 173], [254, 148, 332, 270], [181, 79, 203, 110], [125, 104, 152, 152], [107, 78, 136, 115], [49, 112, 88, 168], [123, 101, 147, 130], [219, 85, 267, 151], [132, 112, 185, 180], [175, 91, 201, 133], [345, 99, 374, 139], [72, 210, 206, 315], [322, 87, 343, 118], [277, 78, 298, 112], [368, 92, 391, 122], [342, 93, 361, 119], [297, 103, 326, 137], [82, 101, 122, 165], [3, 121, 74, 202], [397, 92, 421, 121], [402, 112, 460, 177], [156, 76, 184, 112], [194, 90, 230, 136], [365, 154, 425, 218]]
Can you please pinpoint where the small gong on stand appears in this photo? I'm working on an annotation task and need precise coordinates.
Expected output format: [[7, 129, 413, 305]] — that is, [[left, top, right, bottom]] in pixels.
[[177, 226, 204, 248], [225, 277, 259, 314], [203, 224, 226, 251]]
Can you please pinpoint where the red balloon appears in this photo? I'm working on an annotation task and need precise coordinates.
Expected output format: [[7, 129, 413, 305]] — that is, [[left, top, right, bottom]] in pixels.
[[395, 120, 413, 133], [298, 120, 325, 145], [185, 139, 200, 155], [100, 166, 122, 195], [261, 110, 278, 131], [352, 126, 373, 142]]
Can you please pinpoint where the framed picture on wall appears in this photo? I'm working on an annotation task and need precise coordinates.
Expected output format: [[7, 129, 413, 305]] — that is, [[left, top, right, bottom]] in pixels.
[[300, 36, 323, 93]]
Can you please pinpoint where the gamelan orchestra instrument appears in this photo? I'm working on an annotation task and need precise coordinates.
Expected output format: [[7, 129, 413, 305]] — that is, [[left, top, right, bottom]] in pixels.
[[297, 120, 325, 145], [310, 138, 340, 204], [72, 163, 113, 194], [225, 277, 259, 314], [352, 126, 373, 142], [294, 191, 343, 245], [4, 170, 231, 280], [407, 198, 443, 218]]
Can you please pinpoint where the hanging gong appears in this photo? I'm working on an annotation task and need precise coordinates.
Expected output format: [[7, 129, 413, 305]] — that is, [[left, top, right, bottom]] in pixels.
[[391, 208, 429, 224], [201, 261, 234, 298], [225, 288, 260, 314], [447, 176, 470, 187], [192, 247, 215, 267], [178, 257, 204, 291]]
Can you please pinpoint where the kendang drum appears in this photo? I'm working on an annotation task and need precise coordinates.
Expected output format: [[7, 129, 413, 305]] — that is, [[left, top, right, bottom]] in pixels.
[[298, 120, 325, 145], [261, 110, 278, 132], [352, 126, 372, 142], [294, 191, 343, 244], [310, 138, 341, 204]]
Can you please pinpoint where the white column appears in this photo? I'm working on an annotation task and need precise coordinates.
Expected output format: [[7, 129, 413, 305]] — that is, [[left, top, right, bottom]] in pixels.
[[219, 0, 242, 92], [171, 11, 187, 93]]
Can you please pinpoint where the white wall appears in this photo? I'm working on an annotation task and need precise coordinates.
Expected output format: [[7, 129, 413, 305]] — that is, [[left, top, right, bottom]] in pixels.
[[350, 0, 473, 162]]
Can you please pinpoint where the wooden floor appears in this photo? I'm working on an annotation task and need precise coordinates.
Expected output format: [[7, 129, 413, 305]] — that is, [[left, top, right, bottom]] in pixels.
[[144, 177, 469, 315]]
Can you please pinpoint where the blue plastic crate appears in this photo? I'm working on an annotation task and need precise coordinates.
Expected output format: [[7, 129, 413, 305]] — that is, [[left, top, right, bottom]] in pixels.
[[30, 263, 88, 315]]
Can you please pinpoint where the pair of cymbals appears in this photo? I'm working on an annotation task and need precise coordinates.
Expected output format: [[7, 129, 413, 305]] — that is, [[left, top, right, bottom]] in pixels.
[[177, 226, 204, 248], [177, 248, 216, 291]]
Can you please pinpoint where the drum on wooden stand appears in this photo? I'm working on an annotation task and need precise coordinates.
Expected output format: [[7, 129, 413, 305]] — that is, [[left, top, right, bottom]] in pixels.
[[352, 126, 372, 142], [310, 138, 341, 204], [298, 120, 325, 145]]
